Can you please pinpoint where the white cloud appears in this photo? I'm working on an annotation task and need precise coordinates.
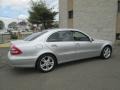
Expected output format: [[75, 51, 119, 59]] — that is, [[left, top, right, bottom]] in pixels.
[[0, 0, 58, 19], [0, 0, 58, 7], [1, 0, 30, 7], [18, 14, 28, 19]]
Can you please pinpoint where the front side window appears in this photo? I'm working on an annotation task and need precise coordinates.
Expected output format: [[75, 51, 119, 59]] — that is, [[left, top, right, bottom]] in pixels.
[[47, 31, 74, 42], [72, 31, 90, 41]]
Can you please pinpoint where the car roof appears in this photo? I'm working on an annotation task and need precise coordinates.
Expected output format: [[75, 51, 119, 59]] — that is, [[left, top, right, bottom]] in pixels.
[[35, 29, 88, 36], [44, 28, 81, 32], [45, 28, 91, 38]]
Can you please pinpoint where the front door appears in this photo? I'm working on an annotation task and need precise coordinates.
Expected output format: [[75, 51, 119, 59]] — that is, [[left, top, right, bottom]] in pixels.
[[72, 31, 99, 59]]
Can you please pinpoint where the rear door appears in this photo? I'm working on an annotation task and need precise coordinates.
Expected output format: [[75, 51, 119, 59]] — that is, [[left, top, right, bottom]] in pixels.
[[45, 31, 78, 63]]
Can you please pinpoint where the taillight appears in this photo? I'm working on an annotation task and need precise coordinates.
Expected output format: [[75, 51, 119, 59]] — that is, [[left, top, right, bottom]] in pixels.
[[10, 45, 22, 55]]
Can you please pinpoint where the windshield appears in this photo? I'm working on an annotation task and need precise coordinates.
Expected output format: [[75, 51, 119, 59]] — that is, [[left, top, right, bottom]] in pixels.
[[24, 31, 48, 41]]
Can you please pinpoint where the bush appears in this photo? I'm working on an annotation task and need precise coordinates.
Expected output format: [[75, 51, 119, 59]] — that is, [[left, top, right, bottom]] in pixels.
[[11, 34, 18, 39]]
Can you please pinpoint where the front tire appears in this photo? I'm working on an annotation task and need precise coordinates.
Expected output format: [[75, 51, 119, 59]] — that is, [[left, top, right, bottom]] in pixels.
[[37, 54, 56, 72], [101, 46, 112, 59]]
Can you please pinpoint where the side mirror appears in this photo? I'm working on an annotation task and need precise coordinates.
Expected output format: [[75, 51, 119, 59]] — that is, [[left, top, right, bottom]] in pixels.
[[90, 37, 94, 42]]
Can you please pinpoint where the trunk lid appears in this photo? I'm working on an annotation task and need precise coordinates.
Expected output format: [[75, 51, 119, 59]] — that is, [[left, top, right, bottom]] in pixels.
[[10, 40, 30, 46]]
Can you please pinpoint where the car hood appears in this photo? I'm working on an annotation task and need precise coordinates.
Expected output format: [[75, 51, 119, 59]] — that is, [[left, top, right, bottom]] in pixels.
[[94, 39, 112, 44]]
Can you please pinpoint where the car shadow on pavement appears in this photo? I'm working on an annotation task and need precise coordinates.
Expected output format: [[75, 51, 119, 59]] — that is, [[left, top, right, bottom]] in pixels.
[[56, 57, 105, 70], [11, 67, 39, 75], [11, 57, 104, 74]]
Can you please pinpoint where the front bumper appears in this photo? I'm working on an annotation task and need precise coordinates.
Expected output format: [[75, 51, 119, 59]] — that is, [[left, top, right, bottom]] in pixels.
[[8, 52, 36, 68]]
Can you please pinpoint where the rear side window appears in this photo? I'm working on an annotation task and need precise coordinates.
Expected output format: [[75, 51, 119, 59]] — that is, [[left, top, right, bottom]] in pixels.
[[24, 31, 47, 41], [47, 31, 74, 42]]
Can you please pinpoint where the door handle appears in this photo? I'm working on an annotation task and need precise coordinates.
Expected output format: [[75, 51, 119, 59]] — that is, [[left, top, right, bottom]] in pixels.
[[51, 44, 58, 47], [75, 43, 80, 46]]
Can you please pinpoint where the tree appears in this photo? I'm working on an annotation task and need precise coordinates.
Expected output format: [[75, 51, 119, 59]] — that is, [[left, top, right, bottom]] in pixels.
[[28, 0, 57, 29], [0, 20, 5, 30], [18, 20, 27, 26], [8, 22, 18, 30]]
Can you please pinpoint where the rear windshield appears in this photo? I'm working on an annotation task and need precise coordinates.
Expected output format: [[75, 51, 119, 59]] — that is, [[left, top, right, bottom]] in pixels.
[[24, 31, 48, 41]]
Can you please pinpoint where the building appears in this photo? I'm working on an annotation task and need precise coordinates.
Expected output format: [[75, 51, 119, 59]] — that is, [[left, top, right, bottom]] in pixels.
[[0, 17, 18, 33], [0, 17, 31, 33], [0, 17, 18, 29], [59, 0, 120, 43]]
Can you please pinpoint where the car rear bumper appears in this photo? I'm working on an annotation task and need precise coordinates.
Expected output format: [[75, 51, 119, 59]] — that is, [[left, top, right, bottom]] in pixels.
[[8, 52, 37, 68]]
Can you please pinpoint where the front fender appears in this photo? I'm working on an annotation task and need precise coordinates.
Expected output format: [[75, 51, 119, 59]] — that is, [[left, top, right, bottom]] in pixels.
[[101, 41, 113, 52]]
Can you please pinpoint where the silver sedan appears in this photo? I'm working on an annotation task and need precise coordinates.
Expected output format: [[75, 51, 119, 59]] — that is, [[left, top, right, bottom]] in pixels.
[[8, 29, 113, 72]]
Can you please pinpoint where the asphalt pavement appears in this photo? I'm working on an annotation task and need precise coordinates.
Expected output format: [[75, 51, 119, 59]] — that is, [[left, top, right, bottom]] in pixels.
[[0, 46, 120, 90]]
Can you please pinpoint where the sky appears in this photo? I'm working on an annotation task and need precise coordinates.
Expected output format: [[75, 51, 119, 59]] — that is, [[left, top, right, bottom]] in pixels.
[[0, 0, 58, 19]]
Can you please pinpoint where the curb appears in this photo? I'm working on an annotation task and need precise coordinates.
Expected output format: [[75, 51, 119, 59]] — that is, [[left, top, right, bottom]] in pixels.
[[0, 43, 10, 48]]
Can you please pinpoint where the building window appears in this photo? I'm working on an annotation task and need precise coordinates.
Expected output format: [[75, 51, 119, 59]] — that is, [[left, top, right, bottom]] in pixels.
[[116, 33, 120, 40], [118, 1, 120, 12], [68, 10, 73, 19]]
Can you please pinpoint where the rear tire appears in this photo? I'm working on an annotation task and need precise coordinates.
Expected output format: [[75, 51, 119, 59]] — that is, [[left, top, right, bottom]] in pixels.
[[101, 46, 112, 59], [37, 54, 57, 72]]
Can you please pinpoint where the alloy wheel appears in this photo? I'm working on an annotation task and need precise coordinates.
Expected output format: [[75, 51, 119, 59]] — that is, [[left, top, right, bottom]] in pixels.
[[40, 56, 55, 72], [103, 47, 111, 59]]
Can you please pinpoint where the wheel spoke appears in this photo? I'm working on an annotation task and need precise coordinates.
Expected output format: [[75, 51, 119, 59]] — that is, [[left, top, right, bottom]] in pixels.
[[41, 58, 46, 63], [40, 63, 46, 68], [47, 57, 52, 61], [46, 65, 50, 70], [49, 62, 54, 66]]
